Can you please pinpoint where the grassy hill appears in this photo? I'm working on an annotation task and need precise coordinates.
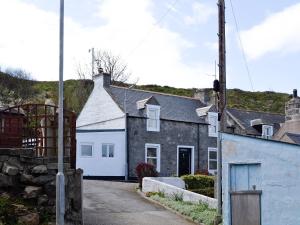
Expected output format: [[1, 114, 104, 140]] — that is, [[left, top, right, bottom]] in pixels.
[[0, 72, 290, 115]]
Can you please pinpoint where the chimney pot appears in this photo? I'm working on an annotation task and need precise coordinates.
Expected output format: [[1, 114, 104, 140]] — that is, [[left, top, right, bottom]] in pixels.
[[293, 89, 298, 98]]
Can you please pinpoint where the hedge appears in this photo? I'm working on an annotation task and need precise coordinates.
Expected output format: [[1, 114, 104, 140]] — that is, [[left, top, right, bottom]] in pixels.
[[181, 174, 214, 189], [181, 175, 215, 197]]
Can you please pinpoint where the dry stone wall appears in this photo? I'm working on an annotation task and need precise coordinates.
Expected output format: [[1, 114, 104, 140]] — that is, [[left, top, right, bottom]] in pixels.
[[0, 148, 83, 225]]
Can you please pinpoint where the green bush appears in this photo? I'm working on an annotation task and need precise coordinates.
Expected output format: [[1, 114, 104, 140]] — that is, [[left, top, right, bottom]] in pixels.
[[181, 174, 214, 189], [150, 194, 217, 225], [189, 187, 215, 198], [181, 175, 215, 197]]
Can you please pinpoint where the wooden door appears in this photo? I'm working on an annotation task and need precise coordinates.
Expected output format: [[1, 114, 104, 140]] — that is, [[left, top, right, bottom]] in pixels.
[[231, 191, 261, 225]]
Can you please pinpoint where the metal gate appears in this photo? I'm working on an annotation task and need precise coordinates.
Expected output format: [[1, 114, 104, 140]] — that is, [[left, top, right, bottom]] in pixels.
[[230, 191, 261, 225]]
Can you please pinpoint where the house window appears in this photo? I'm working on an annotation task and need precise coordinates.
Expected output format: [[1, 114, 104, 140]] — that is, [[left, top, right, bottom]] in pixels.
[[145, 143, 160, 172], [208, 147, 217, 174], [146, 105, 160, 132], [81, 144, 93, 157], [262, 125, 273, 139], [208, 112, 218, 137], [102, 144, 114, 158]]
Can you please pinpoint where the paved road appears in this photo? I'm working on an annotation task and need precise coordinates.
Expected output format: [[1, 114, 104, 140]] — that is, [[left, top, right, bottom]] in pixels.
[[83, 180, 195, 225]]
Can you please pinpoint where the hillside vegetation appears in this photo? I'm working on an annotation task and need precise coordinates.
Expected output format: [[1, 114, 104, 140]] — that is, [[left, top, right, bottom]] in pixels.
[[0, 72, 289, 115]]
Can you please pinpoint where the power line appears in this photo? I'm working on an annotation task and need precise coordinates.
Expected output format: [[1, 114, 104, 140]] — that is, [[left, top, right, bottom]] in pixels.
[[229, 0, 255, 91], [126, 0, 179, 58]]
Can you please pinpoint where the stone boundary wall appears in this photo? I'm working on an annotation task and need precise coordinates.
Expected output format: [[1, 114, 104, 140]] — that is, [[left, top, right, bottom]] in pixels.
[[142, 177, 217, 209], [0, 148, 83, 225]]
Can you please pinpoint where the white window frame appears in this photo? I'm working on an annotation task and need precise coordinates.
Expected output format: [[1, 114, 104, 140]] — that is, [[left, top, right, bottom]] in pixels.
[[146, 105, 160, 132], [262, 125, 273, 139], [101, 143, 115, 158], [80, 143, 94, 158], [208, 112, 218, 137], [208, 147, 217, 174], [176, 145, 195, 176], [145, 143, 161, 172]]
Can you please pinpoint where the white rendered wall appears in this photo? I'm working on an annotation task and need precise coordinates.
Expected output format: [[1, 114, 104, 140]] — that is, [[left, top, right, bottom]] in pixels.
[[222, 133, 300, 225], [76, 131, 125, 177], [76, 75, 125, 129]]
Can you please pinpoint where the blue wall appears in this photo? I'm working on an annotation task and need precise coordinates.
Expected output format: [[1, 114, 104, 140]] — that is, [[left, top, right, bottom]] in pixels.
[[222, 133, 300, 225]]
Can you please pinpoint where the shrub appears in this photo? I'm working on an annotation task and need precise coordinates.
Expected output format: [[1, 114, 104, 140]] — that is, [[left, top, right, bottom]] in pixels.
[[171, 192, 183, 202], [181, 174, 215, 197], [135, 162, 158, 188], [190, 188, 215, 198]]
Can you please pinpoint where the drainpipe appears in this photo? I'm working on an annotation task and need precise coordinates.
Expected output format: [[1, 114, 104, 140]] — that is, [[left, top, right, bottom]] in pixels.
[[126, 113, 129, 180], [124, 112, 129, 181], [197, 124, 200, 171]]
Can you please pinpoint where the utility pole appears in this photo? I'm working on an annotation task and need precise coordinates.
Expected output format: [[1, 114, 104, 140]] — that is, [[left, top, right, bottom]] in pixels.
[[217, 0, 226, 219], [218, 0, 226, 129], [56, 0, 65, 224], [89, 47, 95, 78]]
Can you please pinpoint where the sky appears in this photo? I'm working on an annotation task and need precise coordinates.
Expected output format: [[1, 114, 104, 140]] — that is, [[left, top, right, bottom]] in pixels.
[[0, 0, 299, 94]]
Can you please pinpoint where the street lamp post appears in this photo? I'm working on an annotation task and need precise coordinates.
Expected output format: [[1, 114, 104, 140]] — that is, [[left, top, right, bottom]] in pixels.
[[56, 0, 65, 224]]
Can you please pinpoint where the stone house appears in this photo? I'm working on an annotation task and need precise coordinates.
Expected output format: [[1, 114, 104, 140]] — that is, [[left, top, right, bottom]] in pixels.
[[274, 89, 300, 144], [76, 73, 218, 179]]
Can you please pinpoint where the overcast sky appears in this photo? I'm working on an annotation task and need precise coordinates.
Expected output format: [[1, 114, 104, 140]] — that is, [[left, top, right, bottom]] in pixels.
[[0, 0, 299, 93]]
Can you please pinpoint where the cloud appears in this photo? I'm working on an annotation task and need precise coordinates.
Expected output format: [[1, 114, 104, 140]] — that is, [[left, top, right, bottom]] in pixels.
[[240, 3, 300, 60], [0, 0, 214, 88], [184, 2, 216, 25]]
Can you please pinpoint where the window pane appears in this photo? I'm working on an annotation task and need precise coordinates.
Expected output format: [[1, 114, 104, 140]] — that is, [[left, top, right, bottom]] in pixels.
[[209, 151, 217, 160], [147, 148, 157, 157], [149, 119, 156, 129], [209, 161, 217, 170], [147, 158, 157, 168], [109, 145, 114, 157], [81, 145, 92, 156], [102, 145, 107, 157], [148, 109, 158, 119]]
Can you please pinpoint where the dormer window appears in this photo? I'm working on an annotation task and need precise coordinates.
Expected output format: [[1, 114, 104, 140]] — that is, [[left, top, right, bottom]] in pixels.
[[146, 105, 160, 132], [208, 112, 218, 137], [262, 125, 273, 139]]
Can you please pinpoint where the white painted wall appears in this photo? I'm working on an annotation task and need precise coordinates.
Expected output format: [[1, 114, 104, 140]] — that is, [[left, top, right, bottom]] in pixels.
[[76, 75, 125, 129], [142, 177, 217, 209], [222, 133, 300, 225], [76, 131, 125, 177]]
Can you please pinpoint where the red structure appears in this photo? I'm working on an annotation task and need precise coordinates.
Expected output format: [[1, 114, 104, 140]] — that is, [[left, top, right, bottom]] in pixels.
[[0, 104, 76, 168], [0, 108, 24, 148]]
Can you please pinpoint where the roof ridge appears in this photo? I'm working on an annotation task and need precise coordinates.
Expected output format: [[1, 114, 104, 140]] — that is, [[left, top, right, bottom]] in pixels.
[[228, 107, 285, 116], [110, 85, 201, 101]]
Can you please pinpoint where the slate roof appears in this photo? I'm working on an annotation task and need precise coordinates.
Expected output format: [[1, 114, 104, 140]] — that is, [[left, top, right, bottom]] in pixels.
[[227, 108, 285, 135], [106, 86, 207, 124], [286, 133, 300, 145]]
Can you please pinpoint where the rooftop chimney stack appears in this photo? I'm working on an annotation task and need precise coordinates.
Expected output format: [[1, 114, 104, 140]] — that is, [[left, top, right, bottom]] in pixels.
[[293, 89, 297, 98]]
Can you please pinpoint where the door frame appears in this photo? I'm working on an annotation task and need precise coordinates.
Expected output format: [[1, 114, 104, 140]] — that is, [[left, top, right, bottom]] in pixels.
[[177, 145, 194, 176]]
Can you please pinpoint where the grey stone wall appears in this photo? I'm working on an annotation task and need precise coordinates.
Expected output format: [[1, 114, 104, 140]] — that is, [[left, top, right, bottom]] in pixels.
[[127, 117, 211, 177], [0, 148, 82, 225]]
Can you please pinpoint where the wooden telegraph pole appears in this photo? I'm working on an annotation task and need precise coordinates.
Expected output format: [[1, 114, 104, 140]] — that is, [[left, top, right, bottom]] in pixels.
[[218, 0, 226, 129], [216, 0, 226, 220]]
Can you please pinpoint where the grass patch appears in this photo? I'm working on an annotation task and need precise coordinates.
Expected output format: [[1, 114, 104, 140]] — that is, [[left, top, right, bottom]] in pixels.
[[150, 194, 217, 225]]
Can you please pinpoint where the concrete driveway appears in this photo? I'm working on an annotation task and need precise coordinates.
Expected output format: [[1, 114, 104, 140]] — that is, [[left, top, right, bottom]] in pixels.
[[83, 180, 195, 225]]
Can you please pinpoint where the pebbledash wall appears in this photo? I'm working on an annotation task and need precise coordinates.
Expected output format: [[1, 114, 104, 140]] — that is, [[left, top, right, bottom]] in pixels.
[[0, 148, 83, 225], [222, 133, 300, 225], [127, 117, 215, 177]]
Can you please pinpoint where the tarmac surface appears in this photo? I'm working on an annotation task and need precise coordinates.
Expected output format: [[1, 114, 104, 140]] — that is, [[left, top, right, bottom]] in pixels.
[[83, 180, 195, 225]]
